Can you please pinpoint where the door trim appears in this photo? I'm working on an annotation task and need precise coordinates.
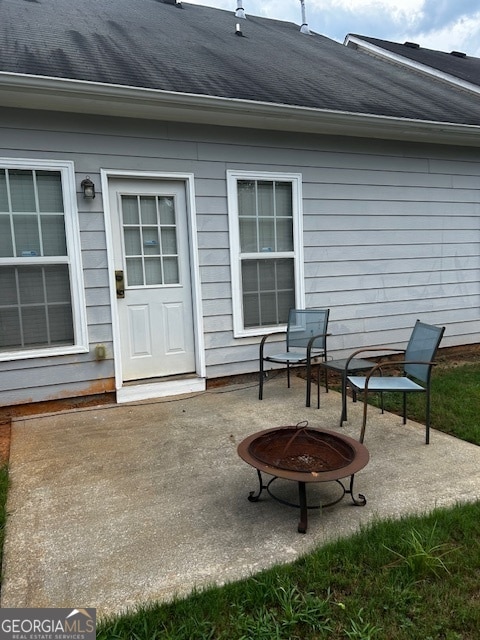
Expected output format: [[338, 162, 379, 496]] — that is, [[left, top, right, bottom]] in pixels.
[[101, 170, 206, 401]]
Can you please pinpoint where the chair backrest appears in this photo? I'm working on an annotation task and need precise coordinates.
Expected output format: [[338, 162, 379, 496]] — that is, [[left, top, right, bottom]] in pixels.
[[404, 320, 445, 383], [286, 309, 330, 351]]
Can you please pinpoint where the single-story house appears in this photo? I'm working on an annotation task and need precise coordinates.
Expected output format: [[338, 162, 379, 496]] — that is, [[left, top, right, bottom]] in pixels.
[[1, 0, 479, 409]]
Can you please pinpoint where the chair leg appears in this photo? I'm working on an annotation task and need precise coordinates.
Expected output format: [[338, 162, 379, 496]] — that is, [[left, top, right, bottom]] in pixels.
[[403, 393, 407, 425], [425, 390, 431, 445], [317, 364, 320, 409], [259, 359, 264, 400], [306, 358, 311, 407], [360, 391, 368, 443], [340, 373, 347, 426], [287, 363, 291, 388]]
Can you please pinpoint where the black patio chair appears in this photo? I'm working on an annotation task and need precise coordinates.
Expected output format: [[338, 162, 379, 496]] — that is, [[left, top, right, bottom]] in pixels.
[[259, 308, 330, 408], [345, 320, 445, 444]]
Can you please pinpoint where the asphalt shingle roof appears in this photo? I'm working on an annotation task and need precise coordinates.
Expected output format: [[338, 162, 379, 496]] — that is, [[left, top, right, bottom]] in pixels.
[[351, 35, 480, 87], [1, 0, 480, 126]]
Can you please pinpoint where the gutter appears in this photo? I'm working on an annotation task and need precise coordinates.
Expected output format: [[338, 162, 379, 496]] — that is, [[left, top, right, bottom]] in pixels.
[[1, 71, 480, 146]]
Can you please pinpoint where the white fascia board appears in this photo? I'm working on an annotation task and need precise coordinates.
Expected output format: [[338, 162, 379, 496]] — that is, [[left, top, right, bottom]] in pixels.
[[1, 71, 480, 146], [345, 34, 480, 97]]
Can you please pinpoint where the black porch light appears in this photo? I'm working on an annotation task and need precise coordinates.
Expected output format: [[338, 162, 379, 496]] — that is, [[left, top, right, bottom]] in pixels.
[[81, 176, 95, 199]]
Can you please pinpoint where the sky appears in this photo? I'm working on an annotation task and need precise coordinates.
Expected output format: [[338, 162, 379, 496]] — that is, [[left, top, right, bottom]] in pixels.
[[185, 0, 480, 57]]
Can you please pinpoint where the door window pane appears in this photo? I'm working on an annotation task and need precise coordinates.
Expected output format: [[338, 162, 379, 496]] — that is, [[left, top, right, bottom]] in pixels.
[[124, 228, 142, 255], [143, 228, 160, 255], [126, 258, 144, 286], [121, 196, 139, 224], [121, 193, 179, 287], [159, 197, 175, 224], [145, 258, 163, 285], [140, 196, 157, 224], [161, 228, 177, 255], [163, 257, 179, 284]]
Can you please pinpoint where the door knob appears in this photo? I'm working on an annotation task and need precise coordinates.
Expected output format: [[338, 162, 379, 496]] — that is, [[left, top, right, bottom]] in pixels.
[[115, 270, 125, 298]]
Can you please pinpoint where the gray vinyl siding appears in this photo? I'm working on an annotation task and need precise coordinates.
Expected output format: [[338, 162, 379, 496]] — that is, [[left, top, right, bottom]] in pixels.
[[0, 106, 479, 404]]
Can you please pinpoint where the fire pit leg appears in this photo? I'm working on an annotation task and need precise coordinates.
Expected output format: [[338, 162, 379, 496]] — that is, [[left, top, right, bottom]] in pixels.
[[298, 481, 308, 534], [248, 469, 266, 502], [346, 474, 367, 506]]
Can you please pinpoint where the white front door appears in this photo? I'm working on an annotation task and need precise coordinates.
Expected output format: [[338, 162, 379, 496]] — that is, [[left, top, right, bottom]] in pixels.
[[109, 178, 195, 382]]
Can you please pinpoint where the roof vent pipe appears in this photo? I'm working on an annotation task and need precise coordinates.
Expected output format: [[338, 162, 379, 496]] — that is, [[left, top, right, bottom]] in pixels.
[[235, 1, 246, 19], [299, 0, 310, 34]]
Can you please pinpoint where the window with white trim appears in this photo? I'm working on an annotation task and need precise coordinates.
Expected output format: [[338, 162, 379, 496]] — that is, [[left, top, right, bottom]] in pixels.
[[227, 171, 304, 337], [0, 161, 87, 360]]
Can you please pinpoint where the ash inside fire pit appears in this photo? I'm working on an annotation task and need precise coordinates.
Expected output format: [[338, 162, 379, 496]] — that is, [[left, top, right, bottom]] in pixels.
[[248, 426, 355, 473]]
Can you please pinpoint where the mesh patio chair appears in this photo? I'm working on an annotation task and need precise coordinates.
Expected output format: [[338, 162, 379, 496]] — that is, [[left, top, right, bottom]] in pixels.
[[259, 308, 330, 408], [345, 320, 445, 444]]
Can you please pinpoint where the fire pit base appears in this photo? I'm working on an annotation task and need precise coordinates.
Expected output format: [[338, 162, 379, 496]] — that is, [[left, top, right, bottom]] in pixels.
[[247, 470, 366, 534], [238, 425, 369, 533]]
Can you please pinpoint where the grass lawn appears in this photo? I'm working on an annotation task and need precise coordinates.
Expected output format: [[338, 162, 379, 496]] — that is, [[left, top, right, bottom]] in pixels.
[[95, 361, 480, 640], [367, 360, 480, 445]]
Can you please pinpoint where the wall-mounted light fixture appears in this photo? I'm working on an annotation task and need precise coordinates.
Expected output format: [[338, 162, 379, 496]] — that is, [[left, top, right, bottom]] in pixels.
[[81, 176, 95, 199]]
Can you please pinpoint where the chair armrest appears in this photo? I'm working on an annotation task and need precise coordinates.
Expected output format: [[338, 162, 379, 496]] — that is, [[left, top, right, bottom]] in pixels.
[[306, 332, 331, 349], [362, 359, 437, 388], [259, 331, 287, 358], [305, 332, 332, 360], [345, 347, 405, 370]]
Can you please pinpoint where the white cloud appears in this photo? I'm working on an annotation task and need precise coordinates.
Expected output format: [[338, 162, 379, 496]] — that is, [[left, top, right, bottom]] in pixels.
[[403, 11, 480, 55], [318, 0, 424, 23]]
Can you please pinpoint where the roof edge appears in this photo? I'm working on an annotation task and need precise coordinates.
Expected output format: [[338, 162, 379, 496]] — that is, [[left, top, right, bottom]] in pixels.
[[1, 71, 480, 146], [344, 35, 480, 97]]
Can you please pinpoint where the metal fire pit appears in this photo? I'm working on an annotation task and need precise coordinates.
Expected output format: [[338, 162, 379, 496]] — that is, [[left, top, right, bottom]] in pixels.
[[238, 422, 369, 533]]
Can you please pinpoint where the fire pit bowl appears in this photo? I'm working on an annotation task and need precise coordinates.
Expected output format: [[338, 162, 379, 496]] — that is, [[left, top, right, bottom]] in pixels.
[[238, 423, 369, 533]]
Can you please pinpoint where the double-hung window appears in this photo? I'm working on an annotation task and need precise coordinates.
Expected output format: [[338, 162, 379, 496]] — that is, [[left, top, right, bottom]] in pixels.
[[227, 171, 304, 337], [0, 160, 87, 360]]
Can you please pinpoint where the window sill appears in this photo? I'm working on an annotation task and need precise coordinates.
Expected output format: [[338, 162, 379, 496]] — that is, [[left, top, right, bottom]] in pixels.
[[0, 344, 90, 362]]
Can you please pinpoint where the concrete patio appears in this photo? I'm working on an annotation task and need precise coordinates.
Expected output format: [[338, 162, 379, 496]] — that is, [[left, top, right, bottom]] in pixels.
[[1, 374, 479, 619]]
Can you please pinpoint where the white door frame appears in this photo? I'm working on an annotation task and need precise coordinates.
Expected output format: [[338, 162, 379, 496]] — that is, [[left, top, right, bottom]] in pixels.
[[101, 170, 206, 402]]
